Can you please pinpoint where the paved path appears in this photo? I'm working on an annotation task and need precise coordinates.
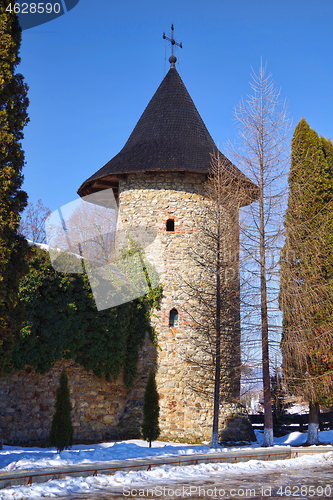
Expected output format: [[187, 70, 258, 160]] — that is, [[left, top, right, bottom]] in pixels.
[[51, 461, 333, 500], [1, 445, 333, 490]]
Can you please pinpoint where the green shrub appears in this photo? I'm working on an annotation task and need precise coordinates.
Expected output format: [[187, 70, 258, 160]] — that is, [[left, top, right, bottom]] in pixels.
[[141, 371, 160, 447], [49, 369, 74, 453]]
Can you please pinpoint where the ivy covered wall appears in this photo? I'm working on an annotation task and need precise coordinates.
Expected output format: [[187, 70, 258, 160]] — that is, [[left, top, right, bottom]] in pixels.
[[0, 245, 162, 444], [13, 245, 162, 388]]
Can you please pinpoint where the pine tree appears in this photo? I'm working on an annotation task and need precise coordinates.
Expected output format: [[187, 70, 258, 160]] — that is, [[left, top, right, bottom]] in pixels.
[[280, 118, 333, 444], [141, 371, 160, 447], [0, 1, 30, 377], [49, 369, 74, 453]]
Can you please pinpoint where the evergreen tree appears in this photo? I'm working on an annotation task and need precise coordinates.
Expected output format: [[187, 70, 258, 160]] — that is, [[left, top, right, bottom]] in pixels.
[[280, 118, 333, 444], [0, 1, 30, 377], [49, 369, 74, 453], [141, 371, 160, 447]]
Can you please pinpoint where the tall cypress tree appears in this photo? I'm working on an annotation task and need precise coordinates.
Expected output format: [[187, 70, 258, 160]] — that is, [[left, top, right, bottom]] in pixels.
[[280, 118, 333, 444], [0, 1, 29, 377], [49, 369, 74, 453], [141, 371, 160, 447]]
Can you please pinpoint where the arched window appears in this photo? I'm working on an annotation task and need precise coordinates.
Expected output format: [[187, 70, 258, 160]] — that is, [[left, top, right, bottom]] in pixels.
[[169, 308, 179, 327], [166, 219, 175, 232]]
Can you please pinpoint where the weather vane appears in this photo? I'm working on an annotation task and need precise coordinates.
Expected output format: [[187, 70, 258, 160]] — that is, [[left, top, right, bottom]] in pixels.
[[163, 24, 182, 67]]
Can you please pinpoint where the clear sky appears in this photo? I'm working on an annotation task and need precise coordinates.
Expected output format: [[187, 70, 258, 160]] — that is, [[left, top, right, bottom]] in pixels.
[[18, 0, 333, 213]]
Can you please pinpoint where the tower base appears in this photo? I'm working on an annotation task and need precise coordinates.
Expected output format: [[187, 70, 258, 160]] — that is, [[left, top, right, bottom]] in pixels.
[[219, 403, 256, 443]]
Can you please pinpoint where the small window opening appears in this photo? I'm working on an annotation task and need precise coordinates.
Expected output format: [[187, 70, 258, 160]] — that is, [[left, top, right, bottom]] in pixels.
[[166, 219, 175, 232], [169, 308, 179, 327]]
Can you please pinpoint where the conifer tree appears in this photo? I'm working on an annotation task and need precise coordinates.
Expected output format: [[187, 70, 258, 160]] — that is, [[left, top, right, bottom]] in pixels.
[[49, 369, 74, 453], [280, 118, 333, 444], [230, 62, 291, 446], [141, 371, 160, 447], [0, 2, 30, 377]]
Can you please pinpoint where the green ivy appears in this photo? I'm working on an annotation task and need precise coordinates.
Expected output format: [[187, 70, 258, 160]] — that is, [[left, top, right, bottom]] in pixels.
[[13, 245, 162, 389]]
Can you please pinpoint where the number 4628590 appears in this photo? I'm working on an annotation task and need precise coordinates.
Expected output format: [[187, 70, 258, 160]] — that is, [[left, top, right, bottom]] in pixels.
[[6, 3, 61, 14]]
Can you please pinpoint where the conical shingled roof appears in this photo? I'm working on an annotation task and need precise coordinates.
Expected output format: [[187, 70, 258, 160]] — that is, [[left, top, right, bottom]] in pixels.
[[77, 67, 257, 198]]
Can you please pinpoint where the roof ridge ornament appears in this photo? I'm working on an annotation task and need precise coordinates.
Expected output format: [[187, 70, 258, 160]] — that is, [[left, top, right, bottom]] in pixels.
[[163, 24, 182, 68]]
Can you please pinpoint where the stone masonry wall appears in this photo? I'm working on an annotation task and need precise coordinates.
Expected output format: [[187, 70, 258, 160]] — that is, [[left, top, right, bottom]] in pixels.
[[0, 332, 157, 445], [117, 172, 254, 442], [0, 172, 255, 445]]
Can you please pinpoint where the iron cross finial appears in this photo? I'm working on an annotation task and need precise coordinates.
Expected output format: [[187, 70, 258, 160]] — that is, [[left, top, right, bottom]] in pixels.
[[163, 24, 182, 67]]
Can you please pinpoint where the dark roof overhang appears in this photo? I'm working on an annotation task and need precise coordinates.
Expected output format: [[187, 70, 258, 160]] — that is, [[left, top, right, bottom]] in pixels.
[[77, 67, 258, 205]]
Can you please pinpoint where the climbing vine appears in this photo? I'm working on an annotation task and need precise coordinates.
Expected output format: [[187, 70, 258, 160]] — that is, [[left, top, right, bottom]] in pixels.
[[13, 245, 162, 388]]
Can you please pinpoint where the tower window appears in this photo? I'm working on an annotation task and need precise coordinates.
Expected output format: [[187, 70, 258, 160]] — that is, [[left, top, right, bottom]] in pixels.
[[169, 308, 179, 327], [166, 219, 175, 232]]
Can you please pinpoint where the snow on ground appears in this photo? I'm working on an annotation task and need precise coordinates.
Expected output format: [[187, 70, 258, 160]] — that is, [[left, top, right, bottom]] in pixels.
[[1, 451, 333, 499], [2, 429, 333, 473], [286, 402, 309, 414], [1, 430, 333, 499]]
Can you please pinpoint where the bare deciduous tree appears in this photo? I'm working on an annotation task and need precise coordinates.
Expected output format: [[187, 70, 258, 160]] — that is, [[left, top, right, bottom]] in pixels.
[[179, 153, 253, 447], [19, 199, 51, 244], [229, 62, 291, 446], [46, 199, 117, 265]]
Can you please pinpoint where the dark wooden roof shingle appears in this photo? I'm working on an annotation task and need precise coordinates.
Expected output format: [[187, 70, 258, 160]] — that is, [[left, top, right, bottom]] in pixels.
[[78, 67, 257, 197]]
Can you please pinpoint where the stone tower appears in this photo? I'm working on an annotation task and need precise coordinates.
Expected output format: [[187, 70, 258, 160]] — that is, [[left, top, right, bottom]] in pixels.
[[78, 61, 257, 442]]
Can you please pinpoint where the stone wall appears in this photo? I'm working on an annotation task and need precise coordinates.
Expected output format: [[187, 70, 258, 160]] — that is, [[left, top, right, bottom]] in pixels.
[[0, 332, 157, 445], [0, 172, 255, 445], [117, 172, 254, 442]]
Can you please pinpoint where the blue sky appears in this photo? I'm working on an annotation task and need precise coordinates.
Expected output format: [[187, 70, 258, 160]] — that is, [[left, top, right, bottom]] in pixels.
[[19, 0, 333, 213]]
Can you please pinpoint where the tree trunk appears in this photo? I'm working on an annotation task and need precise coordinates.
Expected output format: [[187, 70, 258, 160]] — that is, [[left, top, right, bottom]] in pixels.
[[306, 401, 320, 445], [259, 129, 273, 448], [212, 160, 222, 449], [231, 63, 289, 448]]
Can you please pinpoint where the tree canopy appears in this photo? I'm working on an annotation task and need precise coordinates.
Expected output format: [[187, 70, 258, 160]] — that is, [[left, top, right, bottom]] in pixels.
[[280, 118, 333, 409], [0, 3, 30, 377], [19, 199, 51, 243]]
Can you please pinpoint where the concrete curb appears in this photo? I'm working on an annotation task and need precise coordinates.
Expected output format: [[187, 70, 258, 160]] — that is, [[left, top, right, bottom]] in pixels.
[[1, 445, 333, 490]]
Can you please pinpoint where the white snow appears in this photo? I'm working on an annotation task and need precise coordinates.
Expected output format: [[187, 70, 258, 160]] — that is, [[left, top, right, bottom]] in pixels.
[[286, 402, 309, 414], [27, 240, 50, 251], [1, 430, 333, 499]]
